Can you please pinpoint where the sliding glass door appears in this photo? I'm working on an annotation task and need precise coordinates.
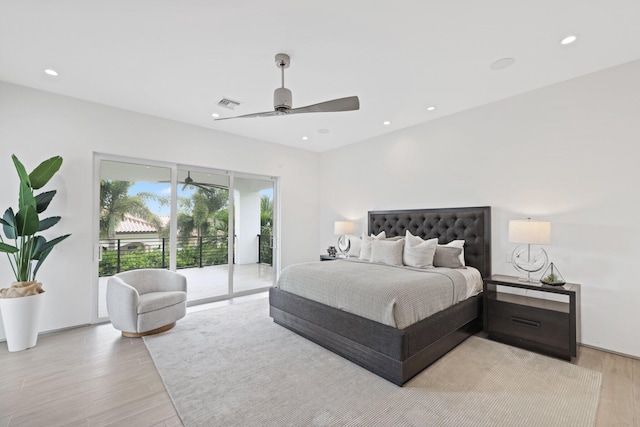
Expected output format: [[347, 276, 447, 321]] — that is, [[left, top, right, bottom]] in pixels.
[[97, 160, 174, 318], [232, 175, 276, 294], [95, 155, 278, 320], [174, 167, 231, 302]]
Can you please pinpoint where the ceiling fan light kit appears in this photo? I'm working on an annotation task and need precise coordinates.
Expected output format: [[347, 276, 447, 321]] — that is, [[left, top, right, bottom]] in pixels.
[[214, 53, 359, 121]]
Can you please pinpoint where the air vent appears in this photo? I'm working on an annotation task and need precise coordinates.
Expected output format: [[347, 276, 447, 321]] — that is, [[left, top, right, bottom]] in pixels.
[[217, 97, 241, 110]]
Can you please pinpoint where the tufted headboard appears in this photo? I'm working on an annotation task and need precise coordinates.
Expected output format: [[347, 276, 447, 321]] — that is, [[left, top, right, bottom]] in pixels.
[[368, 206, 491, 278]]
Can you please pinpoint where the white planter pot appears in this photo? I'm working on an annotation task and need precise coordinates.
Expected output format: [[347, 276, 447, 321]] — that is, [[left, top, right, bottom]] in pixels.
[[0, 292, 45, 352]]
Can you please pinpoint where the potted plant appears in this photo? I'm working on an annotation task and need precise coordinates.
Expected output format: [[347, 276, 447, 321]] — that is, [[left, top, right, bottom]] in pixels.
[[0, 155, 70, 351]]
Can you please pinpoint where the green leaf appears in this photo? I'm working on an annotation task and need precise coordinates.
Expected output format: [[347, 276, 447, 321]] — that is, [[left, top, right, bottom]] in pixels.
[[35, 190, 56, 214], [30, 236, 46, 260], [12, 154, 31, 188], [0, 242, 18, 254], [33, 247, 53, 278], [33, 234, 71, 259], [38, 216, 61, 232], [2, 208, 17, 239], [15, 205, 40, 236], [29, 156, 63, 190], [18, 180, 37, 212]]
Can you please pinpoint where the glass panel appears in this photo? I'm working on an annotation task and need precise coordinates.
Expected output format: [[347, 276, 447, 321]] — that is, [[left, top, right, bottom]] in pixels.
[[98, 160, 172, 318], [175, 168, 231, 302], [232, 176, 275, 292]]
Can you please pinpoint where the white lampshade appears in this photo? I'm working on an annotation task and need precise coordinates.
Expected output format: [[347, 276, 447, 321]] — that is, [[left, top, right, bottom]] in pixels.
[[508, 219, 551, 244], [334, 221, 355, 235]]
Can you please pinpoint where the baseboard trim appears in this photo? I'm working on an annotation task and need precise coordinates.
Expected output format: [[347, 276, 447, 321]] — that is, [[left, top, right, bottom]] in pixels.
[[579, 343, 640, 361]]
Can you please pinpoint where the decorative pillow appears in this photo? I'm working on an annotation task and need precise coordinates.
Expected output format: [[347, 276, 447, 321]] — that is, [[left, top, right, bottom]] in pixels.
[[435, 240, 466, 266], [433, 246, 465, 268], [403, 231, 438, 268], [359, 231, 386, 261], [347, 234, 361, 258], [370, 238, 404, 266], [386, 235, 404, 241]]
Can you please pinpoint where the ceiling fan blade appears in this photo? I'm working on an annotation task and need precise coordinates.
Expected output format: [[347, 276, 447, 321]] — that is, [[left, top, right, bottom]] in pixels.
[[287, 96, 360, 115], [214, 110, 281, 121]]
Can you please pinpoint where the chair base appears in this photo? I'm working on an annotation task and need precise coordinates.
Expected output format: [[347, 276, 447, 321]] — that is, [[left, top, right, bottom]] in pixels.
[[122, 322, 176, 338]]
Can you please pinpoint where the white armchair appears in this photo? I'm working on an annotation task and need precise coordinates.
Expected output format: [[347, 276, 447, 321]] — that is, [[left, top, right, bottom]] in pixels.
[[107, 269, 187, 337]]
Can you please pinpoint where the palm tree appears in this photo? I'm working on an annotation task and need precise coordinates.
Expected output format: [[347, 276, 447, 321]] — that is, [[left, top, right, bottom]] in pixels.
[[259, 194, 273, 265], [177, 187, 229, 239], [260, 194, 273, 228], [100, 180, 155, 238]]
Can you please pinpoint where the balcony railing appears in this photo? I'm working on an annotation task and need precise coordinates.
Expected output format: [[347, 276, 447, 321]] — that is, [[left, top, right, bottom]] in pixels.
[[98, 236, 228, 277], [99, 233, 273, 276]]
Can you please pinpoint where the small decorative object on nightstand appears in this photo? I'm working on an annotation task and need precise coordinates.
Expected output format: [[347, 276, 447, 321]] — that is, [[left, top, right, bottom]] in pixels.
[[483, 275, 580, 360], [327, 246, 337, 257], [540, 262, 566, 286]]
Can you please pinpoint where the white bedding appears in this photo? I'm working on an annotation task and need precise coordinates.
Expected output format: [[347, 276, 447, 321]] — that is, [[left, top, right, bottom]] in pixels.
[[276, 259, 483, 329], [453, 265, 483, 298]]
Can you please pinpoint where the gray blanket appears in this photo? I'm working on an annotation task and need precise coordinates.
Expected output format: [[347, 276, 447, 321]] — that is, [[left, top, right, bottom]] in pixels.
[[276, 259, 469, 329]]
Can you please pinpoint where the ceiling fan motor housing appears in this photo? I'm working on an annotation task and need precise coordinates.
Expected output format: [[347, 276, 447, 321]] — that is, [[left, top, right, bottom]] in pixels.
[[274, 87, 292, 111]]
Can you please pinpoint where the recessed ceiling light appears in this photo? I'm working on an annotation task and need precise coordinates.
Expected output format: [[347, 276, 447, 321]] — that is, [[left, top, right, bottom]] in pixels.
[[302, 136, 308, 141], [490, 58, 516, 71], [318, 128, 330, 134], [44, 69, 59, 76], [211, 113, 220, 118], [560, 35, 577, 45], [383, 121, 391, 126], [426, 106, 436, 111]]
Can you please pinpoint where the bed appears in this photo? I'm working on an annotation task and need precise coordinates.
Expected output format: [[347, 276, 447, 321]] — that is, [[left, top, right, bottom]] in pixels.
[[269, 206, 491, 386]]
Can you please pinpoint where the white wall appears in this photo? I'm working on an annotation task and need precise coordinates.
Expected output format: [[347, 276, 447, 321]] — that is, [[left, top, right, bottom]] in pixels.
[[0, 82, 320, 339], [320, 59, 640, 358]]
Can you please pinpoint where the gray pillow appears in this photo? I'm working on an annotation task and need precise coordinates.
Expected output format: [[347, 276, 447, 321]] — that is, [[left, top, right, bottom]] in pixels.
[[433, 246, 465, 268], [370, 238, 404, 266]]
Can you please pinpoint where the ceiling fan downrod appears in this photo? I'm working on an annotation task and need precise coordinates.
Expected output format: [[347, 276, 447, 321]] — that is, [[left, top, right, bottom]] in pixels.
[[274, 53, 292, 113]]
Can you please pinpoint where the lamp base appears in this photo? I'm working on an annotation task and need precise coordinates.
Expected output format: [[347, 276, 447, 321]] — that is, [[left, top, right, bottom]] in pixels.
[[337, 235, 351, 258], [512, 244, 548, 282]]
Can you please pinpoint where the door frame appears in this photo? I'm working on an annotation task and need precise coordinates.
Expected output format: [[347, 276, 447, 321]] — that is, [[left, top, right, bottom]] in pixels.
[[92, 153, 279, 323]]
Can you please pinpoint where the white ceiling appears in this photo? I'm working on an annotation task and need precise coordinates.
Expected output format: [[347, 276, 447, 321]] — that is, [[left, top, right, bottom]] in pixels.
[[1, 1, 639, 153]]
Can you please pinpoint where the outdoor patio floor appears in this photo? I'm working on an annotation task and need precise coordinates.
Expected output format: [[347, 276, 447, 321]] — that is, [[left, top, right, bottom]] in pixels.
[[98, 263, 274, 318]]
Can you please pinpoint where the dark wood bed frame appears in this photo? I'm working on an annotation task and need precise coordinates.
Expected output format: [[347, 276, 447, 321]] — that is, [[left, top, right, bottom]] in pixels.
[[269, 206, 491, 386]]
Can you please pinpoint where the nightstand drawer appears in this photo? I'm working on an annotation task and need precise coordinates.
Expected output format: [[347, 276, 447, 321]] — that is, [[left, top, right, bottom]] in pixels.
[[487, 299, 570, 350]]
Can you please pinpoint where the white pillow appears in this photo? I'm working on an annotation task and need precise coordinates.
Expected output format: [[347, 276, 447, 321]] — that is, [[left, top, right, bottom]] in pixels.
[[435, 240, 465, 266], [370, 238, 404, 266], [403, 231, 438, 269], [359, 231, 386, 261]]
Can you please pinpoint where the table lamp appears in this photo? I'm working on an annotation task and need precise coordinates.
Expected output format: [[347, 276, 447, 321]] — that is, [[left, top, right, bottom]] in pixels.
[[508, 218, 551, 282], [334, 221, 355, 258]]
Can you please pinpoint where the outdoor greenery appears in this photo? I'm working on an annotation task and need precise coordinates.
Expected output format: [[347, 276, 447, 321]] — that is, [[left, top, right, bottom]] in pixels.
[[98, 178, 273, 276], [100, 180, 162, 239], [259, 194, 273, 265], [98, 236, 228, 276]]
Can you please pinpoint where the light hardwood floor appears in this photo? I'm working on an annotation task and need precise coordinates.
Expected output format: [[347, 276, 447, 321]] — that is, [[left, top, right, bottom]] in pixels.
[[1, 301, 638, 426]]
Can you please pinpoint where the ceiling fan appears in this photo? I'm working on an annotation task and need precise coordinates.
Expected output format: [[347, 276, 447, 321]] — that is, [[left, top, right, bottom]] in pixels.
[[214, 53, 360, 121], [161, 171, 226, 192]]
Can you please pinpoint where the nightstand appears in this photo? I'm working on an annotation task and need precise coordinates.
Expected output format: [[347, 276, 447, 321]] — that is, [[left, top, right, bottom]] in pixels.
[[483, 275, 580, 360], [320, 255, 338, 261]]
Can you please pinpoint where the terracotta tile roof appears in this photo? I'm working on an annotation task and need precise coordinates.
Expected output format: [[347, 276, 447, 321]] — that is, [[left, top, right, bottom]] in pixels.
[[116, 214, 157, 233]]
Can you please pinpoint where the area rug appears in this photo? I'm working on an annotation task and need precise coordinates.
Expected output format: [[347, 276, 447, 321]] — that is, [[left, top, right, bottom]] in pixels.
[[144, 298, 602, 426]]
